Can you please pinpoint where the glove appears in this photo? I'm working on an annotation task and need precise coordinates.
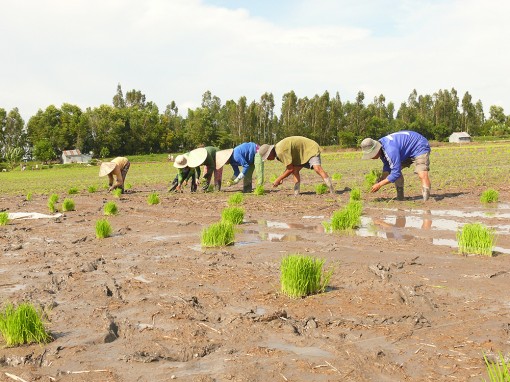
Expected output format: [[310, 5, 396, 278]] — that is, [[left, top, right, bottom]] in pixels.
[[232, 173, 244, 185]]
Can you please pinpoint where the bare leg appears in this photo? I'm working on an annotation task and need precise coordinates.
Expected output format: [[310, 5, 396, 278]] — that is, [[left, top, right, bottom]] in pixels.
[[313, 165, 334, 193]]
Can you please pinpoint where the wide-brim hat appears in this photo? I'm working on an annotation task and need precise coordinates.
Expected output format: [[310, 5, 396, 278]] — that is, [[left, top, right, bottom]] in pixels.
[[186, 147, 208, 168], [99, 162, 116, 177], [360, 138, 382, 160], [173, 154, 188, 169], [215, 148, 234, 170], [258, 144, 274, 161]]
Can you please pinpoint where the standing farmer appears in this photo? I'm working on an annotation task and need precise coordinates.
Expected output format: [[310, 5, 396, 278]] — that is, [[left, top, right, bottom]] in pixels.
[[360, 130, 431, 201], [99, 157, 131, 193], [264, 136, 334, 195]]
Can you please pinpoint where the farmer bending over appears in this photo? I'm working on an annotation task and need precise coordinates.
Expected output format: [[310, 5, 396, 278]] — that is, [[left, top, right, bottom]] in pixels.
[[99, 157, 131, 193]]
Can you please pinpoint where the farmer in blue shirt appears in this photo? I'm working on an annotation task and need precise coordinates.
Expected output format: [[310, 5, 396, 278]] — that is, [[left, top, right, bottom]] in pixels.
[[360, 130, 431, 201]]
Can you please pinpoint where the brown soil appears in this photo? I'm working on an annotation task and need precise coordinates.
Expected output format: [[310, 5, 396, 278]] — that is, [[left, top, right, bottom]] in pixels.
[[1, 186, 509, 382]]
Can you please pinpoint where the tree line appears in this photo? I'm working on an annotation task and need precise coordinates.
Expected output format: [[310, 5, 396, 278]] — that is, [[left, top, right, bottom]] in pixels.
[[1, 84, 509, 163]]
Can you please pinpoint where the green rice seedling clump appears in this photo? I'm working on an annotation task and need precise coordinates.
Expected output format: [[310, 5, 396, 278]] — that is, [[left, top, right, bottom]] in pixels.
[[332, 173, 342, 181], [480, 189, 499, 204], [0, 212, 9, 226], [315, 183, 329, 195], [221, 206, 244, 225], [280, 254, 333, 298], [61, 198, 75, 212], [112, 188, 123, 198], [124, 183, 132, 190], [350, 188, 361, 201], [49, 193, 59, 203], [483, 352, 510, 382], [104, 201, 118, 216], [201, 221, 235, 247], [95, 219, 113, 239], [26, 193, 32, 201], [330, 201, 363, 231], [47, 200, 56, 213], [68, 187, 79, 195], [457, 222, 495, 256], [0, 302, 52, 346], [147, 192, 160, 205], [228, 192, 244, 205], [253, 185, 265, 196], [364, 169, 382, 191], [88, 185, 97, 193]]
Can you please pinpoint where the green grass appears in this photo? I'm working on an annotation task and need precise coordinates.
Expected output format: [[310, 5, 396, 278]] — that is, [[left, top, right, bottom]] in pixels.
[[147, 192, 160, 205], [0, 302, 52, 346], [68, 186, 79, 195], [326, 201, 363, 232], [61, 198, 75, 212], [457, 223, 495, 256], [483, 352, 510, 382], [481, 189, 499, 204], [112, 188, 123, 198], [332, 173, 342, 181], [253, 185, 265, 195], [0, 212, 9, 226], [315, 183, 329, 195], [87, 185, 97, 193], [221, 207, 245, 225], [280, 254, 333, 298], [125, 183, 132, 190], [26, 192, 32, 201], [228, 192, 244, 205], [95, 219, 113, 239], [104, 201, 118, 216], [201, 221, 235, 247], [350, 188, 361, 201]]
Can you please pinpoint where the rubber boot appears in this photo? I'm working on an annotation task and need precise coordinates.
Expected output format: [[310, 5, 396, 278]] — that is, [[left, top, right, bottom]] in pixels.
[[242, 183, 252, 193], [324, 177, 334, 194], [396, 186, 404, 201], [293, 182, 301, 196], [422, 186, 430, 202]]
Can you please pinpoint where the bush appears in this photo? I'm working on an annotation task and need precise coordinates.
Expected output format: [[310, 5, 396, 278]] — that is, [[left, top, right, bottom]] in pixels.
[[95, 219, 113, 239], [61, 198, 75, 212], [0, 302, 52, 346], [221, 207, 244, 225], [0, 212, 9, 226], [147, 193, 160, 205], [280, 254, 332, 298], [457, 223, 495, 256], [481, 189, 499, 204], [201, 221, 235, 247], [104, 201, 118, 216]]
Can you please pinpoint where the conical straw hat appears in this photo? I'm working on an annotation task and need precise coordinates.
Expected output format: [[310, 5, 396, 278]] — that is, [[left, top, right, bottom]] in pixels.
[[99, 162, 116, 177]]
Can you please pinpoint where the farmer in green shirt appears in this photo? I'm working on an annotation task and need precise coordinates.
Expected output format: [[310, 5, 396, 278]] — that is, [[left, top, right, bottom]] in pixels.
[[186, 146, 223, 191], [264, 136, 334, 195]]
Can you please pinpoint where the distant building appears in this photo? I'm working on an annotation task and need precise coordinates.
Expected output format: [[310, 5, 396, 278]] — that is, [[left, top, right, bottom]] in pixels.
[[61, 149, 92, 164], [449, 132, 472, 143]]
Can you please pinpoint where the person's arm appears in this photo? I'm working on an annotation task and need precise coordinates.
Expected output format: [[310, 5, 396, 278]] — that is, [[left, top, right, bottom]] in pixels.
[[371, 173, 391, 193], [108, 167, 123, 191], [273, 165, 295, 187]]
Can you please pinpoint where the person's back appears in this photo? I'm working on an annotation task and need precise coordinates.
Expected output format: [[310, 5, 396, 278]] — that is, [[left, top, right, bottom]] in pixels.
[[380, 131, 430, 164]]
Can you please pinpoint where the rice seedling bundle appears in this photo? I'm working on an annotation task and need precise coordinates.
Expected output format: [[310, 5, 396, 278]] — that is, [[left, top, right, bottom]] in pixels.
[[330, 201, 363, 231], [201, 221, 235, 247], [349, 188, 361, 201], [315, 184, 329, 195], [147, 192, 160, 205], [364, 169, 382, 191], [480, 189, 499, 203], [125, 183, 132, 190], [221, 207, 244, 225], [88, 185, 97, 193], [104, 201, 118, 216], [228, 192, 244, 205], [332, 173, 342, 181], [280, 254, 332, 298], [457, 223, 495, 256], [68, 187, 79, 195], [95, 219, 113, 239], [483, 352, 510, 382], [0, 302, 52, 346], [47, 200, 56, 213], [26, 193, 32, 201], [112, 188, 123, 198], [0, 212, 9, 226], [49, 193, 59, 203], [253, 185, 265, 196], [61, 198, 75, 212]]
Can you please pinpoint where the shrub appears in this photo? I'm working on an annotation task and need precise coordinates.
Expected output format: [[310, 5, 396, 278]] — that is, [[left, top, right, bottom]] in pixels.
[[481, 189, 499, 204], [280, 254, 333, 298], [483, 352, 510, 382], [68, 187, 79, 195], [221, 207, 244, 225], [350, 188, 361, 201], [253, 185, 265, 196], [0, 302, 52, 346], [112, 188, 123, 198], [201, 221, 235, 247], [61, 198, 75, 212], [95, 219, 113, 239], [457, 222, 495, 256], [88, 185, 97, 193], [104, 201, 118, 216], [328, 201, 363, 231], [0, 212, 9, 226], [315, 184, 329, 195], [228, 192, 244, 205], [147, 192, 160, 205], [364, 169, 382, 191]]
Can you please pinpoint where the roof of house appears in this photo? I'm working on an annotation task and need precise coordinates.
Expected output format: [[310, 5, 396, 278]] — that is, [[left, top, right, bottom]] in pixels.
[[62, 149, 83, 156], [449, 132, 471, 137]]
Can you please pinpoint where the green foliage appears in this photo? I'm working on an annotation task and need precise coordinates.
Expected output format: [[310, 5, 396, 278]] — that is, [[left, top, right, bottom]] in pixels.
[[350, 188, 361, 201], [201, 221, 235, 247], [327, 201, 363, 231], [481, 189, 499, 204], [483, 352, 510, 382], [0, 302, 52, 346], [332, 173, 342, 181], [315, 183, 329, 195], [104, 201, 118, 216], [228, 192, 244, 205], [221, 207, 244, 225], [364, 169, 382, 191], [125, 183, 132, 190], [4, 147, 24, 170], [112, 188, 123, 198], [280, 254, 333, 298], [61, 198, 75, 212], [95, 219, 113, 239], [68, 187, 79, 195], [26, 192, 32, 201], [0, 212, 9, 226], [33, 140, 56, 163], [253, 185, 265, 196], [49, 193, 59, 203], [87, 185, 97, 193], [47, 200, 56, 213], [147, 192, 160, 205], [100, 147, 110, 158], [457, 223, 495, 256]]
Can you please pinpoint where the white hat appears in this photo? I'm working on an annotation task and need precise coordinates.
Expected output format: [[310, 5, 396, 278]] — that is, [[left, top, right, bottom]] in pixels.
[[99, 162, 116, 177], [173, 154, 188, 168], [215, 149, 234, 170], [258, 144, 274, 161], [186, 148, 208, 168], [360, 138, 382, 160]]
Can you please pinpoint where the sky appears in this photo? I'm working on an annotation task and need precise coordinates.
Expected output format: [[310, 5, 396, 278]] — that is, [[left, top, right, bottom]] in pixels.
[[1, 0, 509, 122]]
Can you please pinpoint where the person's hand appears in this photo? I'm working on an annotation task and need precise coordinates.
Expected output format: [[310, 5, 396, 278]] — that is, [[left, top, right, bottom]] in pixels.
[[273, 179, 283, 188], [108, 186, 114, 192], [371, 182, 382, 193]]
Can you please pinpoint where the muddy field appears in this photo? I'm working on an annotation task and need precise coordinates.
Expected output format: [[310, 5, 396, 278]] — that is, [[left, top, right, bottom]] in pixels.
[[1, 183, 510, 382]]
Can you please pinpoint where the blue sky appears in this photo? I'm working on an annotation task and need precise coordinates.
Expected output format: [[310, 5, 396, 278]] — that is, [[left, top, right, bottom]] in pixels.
[[1, 0, 509, 122]]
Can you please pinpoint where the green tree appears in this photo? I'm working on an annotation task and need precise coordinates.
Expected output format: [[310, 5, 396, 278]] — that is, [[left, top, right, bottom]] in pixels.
[[33, 140, 56, 163]]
